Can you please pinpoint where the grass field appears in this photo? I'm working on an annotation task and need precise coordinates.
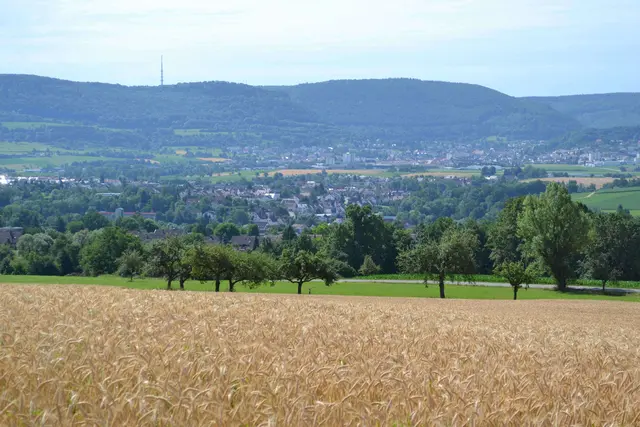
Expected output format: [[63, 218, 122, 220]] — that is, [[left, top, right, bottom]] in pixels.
[[1, 275, 639, 300], [0, 155, 105, 170], [402, 170, 479, 178], [1, 285, 639, 425], [573, 187, 640, 213]]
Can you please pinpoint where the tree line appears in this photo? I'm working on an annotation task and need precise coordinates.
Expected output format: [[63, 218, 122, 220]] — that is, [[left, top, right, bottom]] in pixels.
[[1, 183, 639, 299]]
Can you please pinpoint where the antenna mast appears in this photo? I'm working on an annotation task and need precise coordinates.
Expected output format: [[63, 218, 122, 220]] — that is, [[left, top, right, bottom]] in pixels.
[[161, 55, 164, 87]]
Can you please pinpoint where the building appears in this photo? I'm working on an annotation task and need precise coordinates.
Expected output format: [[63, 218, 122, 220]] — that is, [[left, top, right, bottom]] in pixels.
[[230, 236, 259, 252], [343, 152, 355, 164]]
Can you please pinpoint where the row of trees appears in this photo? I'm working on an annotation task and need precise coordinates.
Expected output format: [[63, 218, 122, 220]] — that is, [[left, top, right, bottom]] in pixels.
[[117, 183, 640, 299], [1, 183, 638, 299]]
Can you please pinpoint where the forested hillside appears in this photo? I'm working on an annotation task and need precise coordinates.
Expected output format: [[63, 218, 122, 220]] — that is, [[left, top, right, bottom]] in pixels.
[[0, 75, 315, 129], [526, 93, 640, 129], [0, 75, 583, 147], [271, 79, 581, 140]]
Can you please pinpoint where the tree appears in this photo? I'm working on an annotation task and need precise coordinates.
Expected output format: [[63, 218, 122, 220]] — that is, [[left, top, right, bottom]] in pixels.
[[82, 210, 110, 231], [282, 225, 297, 242], [117, 249, 144, 281], [280, 249, 338, 294], [214, 223, 241, 244], [581, 212, 640, 292], [80, 227, 141, 276], [190, 244, 234, 292], [147, 236, 192, 290], [326, 205, 398, 273], [225, 250, 273, 292], [244, 224, 260, 236], [358, 255, 380, 276], [518, 183, 590, 291], [399, 226, 478, 299], [487, 197, 525, 266], [494, 261, 537, 300]]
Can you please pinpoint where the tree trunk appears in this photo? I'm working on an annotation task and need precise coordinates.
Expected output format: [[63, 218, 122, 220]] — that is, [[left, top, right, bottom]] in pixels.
[[557, 277, 567, 292], [228, 280, 235, 292], [439, 273, 446, 299], [129, 274, 134, 282], [513, 286, 518, 300], [602, 280, 607, 294], [167, 279, 172, 290], [179, 278, 186, 290], [298, 281, 303, 295], [215, 277, 221, 292]]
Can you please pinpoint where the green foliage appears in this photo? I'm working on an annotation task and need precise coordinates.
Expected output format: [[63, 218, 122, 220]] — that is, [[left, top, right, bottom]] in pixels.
[[214, 223, 241, 244], [399, 225, 479, 298], [280, 249, 337, 294], [276, 79, 580, 140], [116, 249, 144, 281], [146, 236, 193, 290], [326, 205, 399, 274], [494, 261, 538, 300], [189, 244, 235, 292], [527, 93, 640, 128], [581, 212, 640, 291], [358, 255, 380, 276], [224, 250, 274, 292], [518, 183, 590, 291], [80, 227, 141, 276]]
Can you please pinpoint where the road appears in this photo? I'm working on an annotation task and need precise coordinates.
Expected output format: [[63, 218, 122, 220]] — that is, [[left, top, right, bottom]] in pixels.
[[335, 279, 640, 294]]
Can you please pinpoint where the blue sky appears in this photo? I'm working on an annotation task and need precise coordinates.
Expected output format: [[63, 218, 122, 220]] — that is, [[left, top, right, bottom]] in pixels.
[[1, 0, 639, 96]]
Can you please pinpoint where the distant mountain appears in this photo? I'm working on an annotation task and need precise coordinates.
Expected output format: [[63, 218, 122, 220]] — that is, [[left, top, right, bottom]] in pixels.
[[0, 75, 589, 148], [525, 93, 640, 129], [269, 79, 581, 140]]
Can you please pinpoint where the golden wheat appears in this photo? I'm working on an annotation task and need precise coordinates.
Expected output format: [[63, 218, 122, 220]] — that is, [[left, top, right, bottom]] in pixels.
[[1, 285, 639, 426]]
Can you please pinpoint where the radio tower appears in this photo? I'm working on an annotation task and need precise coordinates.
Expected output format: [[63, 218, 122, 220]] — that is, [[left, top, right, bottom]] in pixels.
[[160, 55, 164, 87]]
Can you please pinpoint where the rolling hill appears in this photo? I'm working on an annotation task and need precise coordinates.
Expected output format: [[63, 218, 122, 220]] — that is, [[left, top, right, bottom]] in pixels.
[[525, 93, 640, 129], [0, 75, 585, 148], [269, 79, 581, 140]]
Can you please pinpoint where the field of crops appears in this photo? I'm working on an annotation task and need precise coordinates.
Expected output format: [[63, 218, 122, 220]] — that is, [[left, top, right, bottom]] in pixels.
[[573, 187, 640, 213], [1, 285, 639, 425]]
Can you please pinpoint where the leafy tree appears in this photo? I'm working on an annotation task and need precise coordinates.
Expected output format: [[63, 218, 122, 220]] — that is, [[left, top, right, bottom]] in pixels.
[[82, 210, 110, 231], [487, 197, 525, 266], [399, 226, 478, 299], [244, 224, 260, 236], [80, 227, 141, 276], [214, 223, 241, 244], [359, 255, 380, 276], [190, 244, 234, 292], [282, 225, 297, 242], [518, 183, 590, 291], [581, 212, 640, 292], [280, 249, 337, 294], [494, 261, 538, 300], [117, 249, 144, 281], [146, 236, 192, 290], [224, 250, 273, 292], [327, 205, 398, 273]]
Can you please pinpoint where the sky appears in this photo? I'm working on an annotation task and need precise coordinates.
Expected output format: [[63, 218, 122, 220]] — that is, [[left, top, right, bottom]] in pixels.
[[1, 0, 639, 96]]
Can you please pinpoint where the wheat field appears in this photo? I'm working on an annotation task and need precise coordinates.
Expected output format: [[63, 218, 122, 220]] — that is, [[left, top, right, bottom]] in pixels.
[[1, 285, 639, 426]]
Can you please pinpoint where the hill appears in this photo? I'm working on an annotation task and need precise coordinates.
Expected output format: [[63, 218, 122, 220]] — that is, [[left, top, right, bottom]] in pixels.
[[0, 74, 316, 129], [270, 79, 581, 140], [525, 93, 640, 129]]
